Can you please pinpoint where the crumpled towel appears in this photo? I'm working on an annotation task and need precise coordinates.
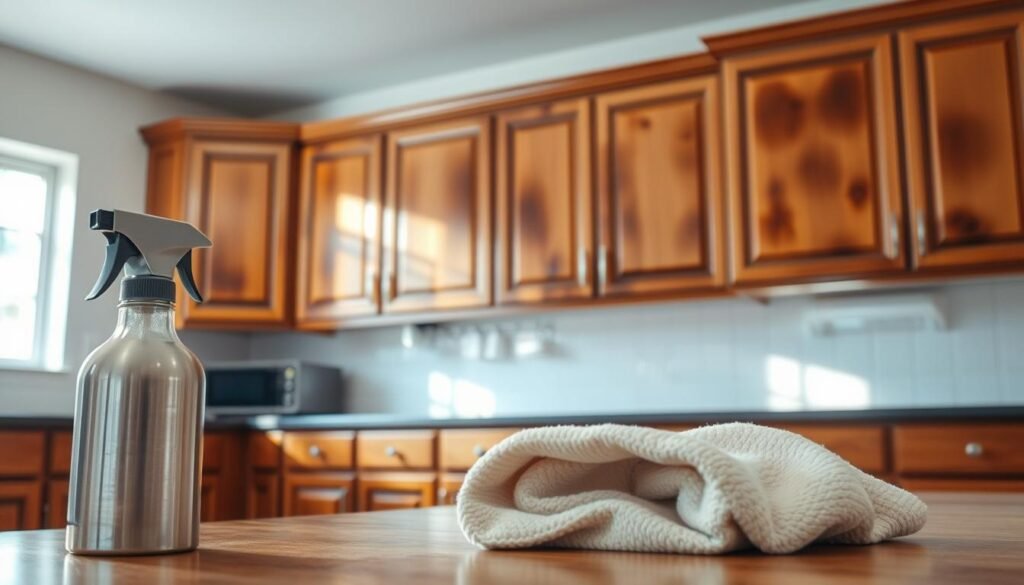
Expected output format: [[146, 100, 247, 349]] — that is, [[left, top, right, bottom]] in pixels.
[[456, 423, 926, 554]]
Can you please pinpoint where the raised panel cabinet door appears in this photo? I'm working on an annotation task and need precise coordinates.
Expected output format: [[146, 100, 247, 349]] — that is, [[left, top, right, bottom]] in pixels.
[[46, 478, 69, 529], [438, 473, 464, 506], [247, 471, 281, 519], [495, 98, 592, 304], [357, 473, 436, 512], [283, 472, 355, 516], [297, 136, 383, 327], [183, 140, 293, 326], [595, 76, 725, 297], [723, 34, 904, 285], [0, 481, 42, 531], [383, 117, 492, 313], [900, 11, 1024, 269]]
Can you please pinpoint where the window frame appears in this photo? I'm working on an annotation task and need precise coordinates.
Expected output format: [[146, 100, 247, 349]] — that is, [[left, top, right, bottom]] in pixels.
[[0, 136, 78, 373], [0, 154, 59, 369]]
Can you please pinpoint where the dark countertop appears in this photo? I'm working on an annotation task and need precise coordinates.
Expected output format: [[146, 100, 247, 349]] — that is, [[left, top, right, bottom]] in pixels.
[[4, 406, 1022, 431]]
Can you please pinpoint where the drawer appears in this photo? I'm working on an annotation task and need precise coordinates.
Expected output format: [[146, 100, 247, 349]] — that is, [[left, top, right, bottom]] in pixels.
[[439, 428, 518, 471], [284, 432, 355, 470], [49, 431, 73, 475], [776, 424, 887, 474], [0, 431, 45, 476], [893, 424, 1024, 475], [249, 431, 284, 470], [357, 430, 436, 470]]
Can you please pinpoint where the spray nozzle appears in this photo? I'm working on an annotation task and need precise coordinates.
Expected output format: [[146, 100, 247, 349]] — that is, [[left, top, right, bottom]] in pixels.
[[86, 209, 212, 303]]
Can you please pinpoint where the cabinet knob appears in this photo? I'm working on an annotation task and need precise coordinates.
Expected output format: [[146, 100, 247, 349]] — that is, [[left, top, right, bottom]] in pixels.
[[472, 445, 487, 458], [385, 446, 398, 457], [308, 444, 322, 458], [964, 442, 984, 458]]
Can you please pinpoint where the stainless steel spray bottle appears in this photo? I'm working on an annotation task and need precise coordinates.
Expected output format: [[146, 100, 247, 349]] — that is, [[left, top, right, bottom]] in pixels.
[[66, 208, 212, 555]]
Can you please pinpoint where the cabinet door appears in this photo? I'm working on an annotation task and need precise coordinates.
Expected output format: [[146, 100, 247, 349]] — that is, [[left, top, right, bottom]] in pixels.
[[900, 11, 1024, 269], [46, 478, 69, 529], [595, 77, 724, 297], [495, 99, 592, 304], [0, 481, 42, 531], [183, 140, 292, 326], [383, 117, 492, 313], [283, 473, 355, 516], [357, 472, 436, 512], [297, 136, 383, 327], [247, 471, 281, 519], [723, 34, 904, 285]]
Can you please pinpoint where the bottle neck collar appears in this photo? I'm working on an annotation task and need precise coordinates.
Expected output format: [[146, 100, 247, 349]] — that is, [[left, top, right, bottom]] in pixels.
[[113, 300, 179, 341]]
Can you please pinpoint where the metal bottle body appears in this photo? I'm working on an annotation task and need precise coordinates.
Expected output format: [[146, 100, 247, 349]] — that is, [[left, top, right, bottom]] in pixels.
[[66, 300, 205, 555]]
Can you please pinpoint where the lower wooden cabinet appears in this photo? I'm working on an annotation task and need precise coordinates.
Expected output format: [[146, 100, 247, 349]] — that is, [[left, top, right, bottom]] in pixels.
[[0, 481, 42, 531], [248, 471, 281, 519], [200, 473, 220, 523], [284, 473, 356, 516], [357, 472, 436, 512]]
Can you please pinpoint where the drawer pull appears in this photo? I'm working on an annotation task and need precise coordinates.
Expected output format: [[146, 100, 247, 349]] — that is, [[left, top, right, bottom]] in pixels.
[[308, 445, 322, 459], [964, 442, 984, 458], [385, 446, 398, 457], [472, 445, 487, 458]]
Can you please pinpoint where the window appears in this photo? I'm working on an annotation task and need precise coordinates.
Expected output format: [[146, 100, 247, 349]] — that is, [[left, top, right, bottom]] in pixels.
[[0, 137, 77, 371]]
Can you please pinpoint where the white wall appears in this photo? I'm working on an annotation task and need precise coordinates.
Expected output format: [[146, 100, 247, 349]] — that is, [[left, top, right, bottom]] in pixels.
[[249, 280, 1024, 417], [0, 44, 250, 416], [269, 0, 889, 122]]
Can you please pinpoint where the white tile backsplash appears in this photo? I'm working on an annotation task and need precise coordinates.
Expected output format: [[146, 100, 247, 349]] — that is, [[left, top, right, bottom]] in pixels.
[[245, 280, 1024, 417]]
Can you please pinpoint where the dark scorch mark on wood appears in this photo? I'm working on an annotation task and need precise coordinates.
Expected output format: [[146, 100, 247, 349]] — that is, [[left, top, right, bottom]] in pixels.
[[848, 177, 870, 210], [518, 182, 548, 244], [817, 68, 865, 131], [945, 207, 987, 239], [760, 177, 795, 242], [755, 82, 804, 146], [939, 113, 991, 179], [798, 143, 842, 195]]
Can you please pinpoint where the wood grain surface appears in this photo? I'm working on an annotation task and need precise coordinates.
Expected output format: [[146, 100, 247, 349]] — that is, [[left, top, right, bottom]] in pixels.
[[1, 493, 1022, 584]]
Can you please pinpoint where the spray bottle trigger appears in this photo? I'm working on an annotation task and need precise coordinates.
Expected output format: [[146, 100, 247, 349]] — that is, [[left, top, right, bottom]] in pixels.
[[176, 250, 204, 303], [86, 233, 142, 300]]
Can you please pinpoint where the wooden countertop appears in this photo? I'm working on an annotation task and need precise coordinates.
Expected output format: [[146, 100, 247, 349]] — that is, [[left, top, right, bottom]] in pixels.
[[2, 493, 1021, 584]]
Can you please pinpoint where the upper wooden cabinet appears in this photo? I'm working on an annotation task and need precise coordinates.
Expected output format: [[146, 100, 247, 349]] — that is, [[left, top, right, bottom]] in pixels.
[[383, 117, 492, 313], [141, 120, 297, 328], [495, 98, 593, 304], [296, 135, 383, 327], [899, 10, 1024, 270], [595, 76, 725, 297], [722, 34, 904, 285]]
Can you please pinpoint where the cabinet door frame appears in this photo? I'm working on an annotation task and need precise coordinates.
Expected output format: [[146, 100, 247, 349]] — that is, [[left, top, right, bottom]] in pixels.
[[723, 33, 905, 285], [0, 480, 42, 531], [595, 76, 725, 297], [283, 472, 356, 516], [495, 98, 593, 304], [181, 139, 293, 327], [899, 10, 1024, 270], [383, 117, 493, 313], [296, 135, 383, 327]]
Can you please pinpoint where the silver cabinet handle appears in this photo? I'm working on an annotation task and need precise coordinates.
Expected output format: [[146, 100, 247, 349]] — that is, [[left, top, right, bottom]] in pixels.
[[365, 268, 379, 303], [385, 445, 398, 457], [308, 445, 322, 458], [597, 244, 608, 291], [887, 213, 900, 260], [381, 271, 396, 301], [964, 442, 984, 458], [472, 444, 486, 458], [577, 248, 589, 287], [916, 211, 928, 257]]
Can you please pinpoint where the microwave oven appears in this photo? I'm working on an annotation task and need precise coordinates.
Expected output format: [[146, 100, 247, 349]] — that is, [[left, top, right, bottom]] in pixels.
[[204, 360, 343, 416]]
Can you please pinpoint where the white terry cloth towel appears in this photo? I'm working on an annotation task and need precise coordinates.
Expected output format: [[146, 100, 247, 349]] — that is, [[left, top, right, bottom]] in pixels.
[[456, 423, 927, 554]]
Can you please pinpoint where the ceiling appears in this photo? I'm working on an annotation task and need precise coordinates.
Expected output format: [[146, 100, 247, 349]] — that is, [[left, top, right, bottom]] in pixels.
[[0, 0, 805, 116]]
